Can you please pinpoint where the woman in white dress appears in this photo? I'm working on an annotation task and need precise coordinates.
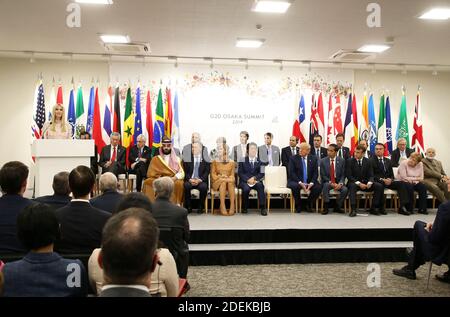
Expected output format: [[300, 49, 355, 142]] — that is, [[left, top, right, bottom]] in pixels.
[[42, 104, 72, 139]]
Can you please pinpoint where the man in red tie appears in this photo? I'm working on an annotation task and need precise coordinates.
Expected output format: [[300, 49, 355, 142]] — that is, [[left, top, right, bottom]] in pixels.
[[99, 132, 127, 177], [319, 144, 348, 215]]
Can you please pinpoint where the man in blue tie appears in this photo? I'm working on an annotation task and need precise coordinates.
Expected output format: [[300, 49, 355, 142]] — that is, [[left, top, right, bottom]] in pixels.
[[183, 142, 210, 213], [288, 143, 322, 213]]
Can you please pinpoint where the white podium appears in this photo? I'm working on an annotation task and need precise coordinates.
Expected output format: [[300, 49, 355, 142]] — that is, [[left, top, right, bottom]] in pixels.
[[31, 139, 95, 197]]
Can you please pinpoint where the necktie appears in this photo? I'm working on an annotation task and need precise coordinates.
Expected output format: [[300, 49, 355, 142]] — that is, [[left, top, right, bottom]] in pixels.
[[358, 159, 362, 168], [339, 149, 343, 158], [303, 157, 308, 184], [251, 160, 254, 169], [193, 160, 199, 179], [317, 149, 320, 158], [330, 159, 336, 184], [138, 148, 142, 158], [268, 147, 273, 166], [379, 158, 386, 173], [111, 146, 117, 162], [291, 147, 295, 156]]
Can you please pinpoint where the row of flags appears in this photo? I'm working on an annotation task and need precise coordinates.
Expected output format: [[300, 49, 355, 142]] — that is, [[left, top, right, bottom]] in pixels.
[[31, 81, 181, 162], [292, 89, 425, 156]]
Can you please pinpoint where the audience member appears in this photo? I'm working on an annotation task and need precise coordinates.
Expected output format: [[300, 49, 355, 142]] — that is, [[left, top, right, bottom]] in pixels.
[[35, 171, 71, 210], [90, 172, 123, 213]]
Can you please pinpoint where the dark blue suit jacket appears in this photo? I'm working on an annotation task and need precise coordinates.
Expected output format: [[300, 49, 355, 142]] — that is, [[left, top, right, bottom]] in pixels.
[[2, 252, 88, 297], [238, 157, 265, 184], [320, 156, 346, 184], [89, 190, 123, 213], [427, 201, 450, 265], [289, 155, 319, 184], [0, 195, 33, 254], [34, 194, 72, 211]]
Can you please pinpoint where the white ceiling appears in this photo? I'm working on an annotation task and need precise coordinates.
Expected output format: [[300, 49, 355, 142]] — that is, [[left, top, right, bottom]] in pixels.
[[0, 0, 449, 67]]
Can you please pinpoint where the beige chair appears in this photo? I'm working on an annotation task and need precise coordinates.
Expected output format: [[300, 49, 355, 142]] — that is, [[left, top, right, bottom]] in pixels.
[[263, 166, 293, 213]]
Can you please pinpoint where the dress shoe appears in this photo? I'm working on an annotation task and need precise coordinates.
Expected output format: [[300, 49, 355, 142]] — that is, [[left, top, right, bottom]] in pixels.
[[241, 208, 248, 214], [435, 271, 450, 284], [393, 266, 416, 280], [398, 206, 410, 216], [260, 208, 268, 216], [187, 207, 193, 214], [369, 209, 380, 216], [295, 209, 301, 214], [349, 210, 357, 217], [418, 209, 429, 215], [379, 209, 387, 215], [321, 207, 329, 215], [196, 208, 204, 214], [333, 207, 344, 214], [305, 204, 312, 213]]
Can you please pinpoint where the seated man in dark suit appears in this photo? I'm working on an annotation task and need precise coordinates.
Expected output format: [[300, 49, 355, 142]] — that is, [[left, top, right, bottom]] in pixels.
[[90, 172, 123, 213], [55, 166, 110, 254], [288, 142, 322, 213], [183, 142, 210, 214], [2, 203, 88, 297], [393, 200, 450, 283], [128, 134, 152, 192], [98, 208, 159, 297], [238, 142, 267, 216], [370, 143, 410, 215], [320, 144, 348, 215], [0, 161, 33, 254], [312, 134, 327, 160], [152, 177, 190, 278], [98, 132, 126, 177], [336, 133, 351, 160], [281, 136, 299, 172], [35, 171, 71, 211], [346, 145, 384, 217], [391, 137, 414, 168]]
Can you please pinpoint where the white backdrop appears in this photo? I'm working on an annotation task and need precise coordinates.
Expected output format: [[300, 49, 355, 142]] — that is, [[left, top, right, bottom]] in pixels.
[[109, 62, 354, 151]]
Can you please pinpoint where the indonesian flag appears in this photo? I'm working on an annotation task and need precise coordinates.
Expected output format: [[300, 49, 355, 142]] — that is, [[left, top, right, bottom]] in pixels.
[[411, 90, 425, 155]]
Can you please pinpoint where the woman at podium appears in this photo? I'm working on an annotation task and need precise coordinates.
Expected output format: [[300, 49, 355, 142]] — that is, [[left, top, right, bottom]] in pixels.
[[42, 104, 72, 139]]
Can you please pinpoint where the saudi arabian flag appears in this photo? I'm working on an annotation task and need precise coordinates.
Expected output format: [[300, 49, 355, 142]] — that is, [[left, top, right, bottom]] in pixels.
[[396, 92, 410, 148], [122, 87, 134, 148], [377, 94, 386, 154], [75, 86, 84, 123]]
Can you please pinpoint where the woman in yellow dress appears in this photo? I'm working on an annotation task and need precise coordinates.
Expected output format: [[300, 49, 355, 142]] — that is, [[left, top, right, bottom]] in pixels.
[[42, 104, 73, 139], [211, 145, 235, 216]]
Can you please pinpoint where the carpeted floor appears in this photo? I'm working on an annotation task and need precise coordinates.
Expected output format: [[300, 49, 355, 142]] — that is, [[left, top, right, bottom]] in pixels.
[[185, 262, 450, 297]]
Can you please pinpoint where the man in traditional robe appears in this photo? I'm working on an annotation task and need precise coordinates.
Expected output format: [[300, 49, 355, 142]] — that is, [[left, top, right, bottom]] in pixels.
[[143, 136, 185, 205]]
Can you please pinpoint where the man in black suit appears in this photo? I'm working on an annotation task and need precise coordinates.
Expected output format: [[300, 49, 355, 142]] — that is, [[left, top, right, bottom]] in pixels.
[[320, 144, 348, 215], [35, 171, 71, 211], [336, 133, 351, 160], [183, 142, 210, 214], [99, 132, 126, 176], [98, 208, 159, 297], [288, 143, 322, 213], [238, 142, 267, 216], [182, 132, 209, 163], [393, 200, 450, 282], [281, 136, 299, 171], [152, 177, 190, 278], [346, 145, 384, 217], [128, 134, 152, 192], [312, 134, 327, 160], [359, 139, 374, 158], [371, 143, 410, 215], [391, 138, 414, 167], [0, 161, 32, 254], [55, 166, 110, 254], [90, 172, 123, 213]]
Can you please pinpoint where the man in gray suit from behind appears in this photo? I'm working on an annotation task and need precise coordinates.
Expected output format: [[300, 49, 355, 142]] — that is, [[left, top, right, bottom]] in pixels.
[[98, 208, 159, 297], [258, 132, 281, 170], [320, 144, 348, 215]]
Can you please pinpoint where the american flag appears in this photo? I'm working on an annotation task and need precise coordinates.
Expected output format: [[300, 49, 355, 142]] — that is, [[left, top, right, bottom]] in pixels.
[[32, 83, 46, 140]]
